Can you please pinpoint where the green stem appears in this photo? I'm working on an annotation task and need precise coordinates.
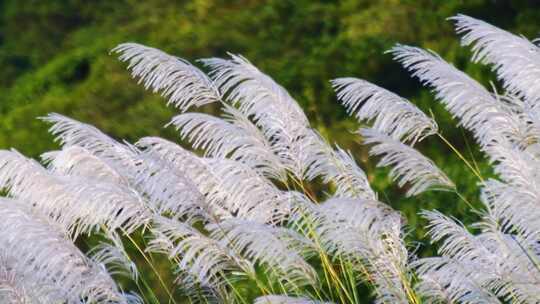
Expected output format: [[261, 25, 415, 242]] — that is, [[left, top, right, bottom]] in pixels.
[[437, 132, 484, 183], [454, 190, 477, 211], [121, 228, 178, 304]]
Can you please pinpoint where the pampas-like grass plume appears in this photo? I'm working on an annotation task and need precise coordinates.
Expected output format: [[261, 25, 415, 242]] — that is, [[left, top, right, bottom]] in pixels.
[[332, 77, 438, 144], [317, 147, 377, 200], [389, 44, 530, 151], [200, 54, 323, 179], [147, 216, 252, 293], [113, 43, 220, 111], [2, 13, 540, 304], [304, 198, 412, 303], [0, 149, 150, 237], [208, 219, 318, 289], [0, 200, 132, 303], [451, 14, 540, 103], [168, 104, 287, 180], [360, 128, 454, 196]]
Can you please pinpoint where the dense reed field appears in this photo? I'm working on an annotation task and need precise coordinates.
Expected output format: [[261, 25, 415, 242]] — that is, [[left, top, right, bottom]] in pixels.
[[1, 14, 539, 303]]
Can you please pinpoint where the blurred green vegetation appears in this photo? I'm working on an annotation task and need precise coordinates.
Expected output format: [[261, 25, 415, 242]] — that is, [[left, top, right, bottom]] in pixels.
[[2, 0, 540, 302]]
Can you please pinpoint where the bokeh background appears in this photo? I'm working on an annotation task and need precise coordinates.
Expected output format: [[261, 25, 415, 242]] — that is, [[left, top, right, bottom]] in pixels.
[[2, 0, 540, 302]]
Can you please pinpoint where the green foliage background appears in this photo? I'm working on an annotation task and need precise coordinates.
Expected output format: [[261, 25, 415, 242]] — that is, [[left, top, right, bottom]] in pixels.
[[2, 1, 540, 302]]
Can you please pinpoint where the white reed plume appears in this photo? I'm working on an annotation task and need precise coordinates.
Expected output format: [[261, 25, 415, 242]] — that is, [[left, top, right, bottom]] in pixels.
[[41, 113, 138, 167], [201, 54, 323, 179], [477, 215, 540, 303], [42, 114, 208, 220], [172, 271, 223, 304], [0, 252, 53, 304], [0, 200, 131, 303], [0, 150, 149, 237], [207, 218, 318, 289], [147, 216, 252, 291], [332, 77, 438, 144], [138, 136, 292, 223], [314, 146, 377, 200], [480, 144, 540, 245], [389, 44, 530, 150], [167, 104, 286, 180], [131, 152, 210, 221], [136, 137, 233, 220], [0, 264, 31, 304], [481, 179, 540, 244], [136, 136, 208, 176], [305, 197, 411, 304], [417, 210, 540, 303], [201, 158, 294, 224], [484, 144, 540, 191], [415, 213, 501, 303], [42, 145, 128, 185], [89, 231, 139, 281], [113, 43, 220, 111], [414, 257, 502, 304], [201, 54, 308, 128], [451, 14, 540, 103], [360, 128, 454, 196]]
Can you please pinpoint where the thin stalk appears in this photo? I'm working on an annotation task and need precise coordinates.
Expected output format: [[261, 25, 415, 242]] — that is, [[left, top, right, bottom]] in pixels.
[[140, 224, 156, 263], [138, 271, 163, 304], [289, 175, 356, 303], [220, 274, 249, 304], [282, 176, 332, 303], [437, 132, 484, 182], [429, 109, 483, 182], [131, 275, 153, 304], [398, 267, 420, 304], [96, 225, 160, 303], [302, 213, 354, 303], [121, 228, 178, 304], [454, 190, 477, 212], [511, 235, 540, 276], [246, 269, 273, 296], [206, 216, 273, 296], [321, 251, 350, 303], [309, 280, 326, 303], [339, 258, 360, 304], [293, 175, 318, 203], [322, 257, 337, 301], [460, 127, 482, 175]]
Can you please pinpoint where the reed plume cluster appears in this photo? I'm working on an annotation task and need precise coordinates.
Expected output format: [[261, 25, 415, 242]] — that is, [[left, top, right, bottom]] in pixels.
[[1, 14, 539, 303]]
